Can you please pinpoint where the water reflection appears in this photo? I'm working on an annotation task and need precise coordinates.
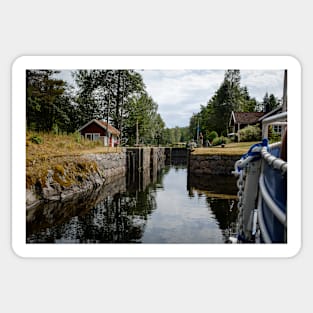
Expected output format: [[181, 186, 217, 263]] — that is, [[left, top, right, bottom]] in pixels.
[[27, 164, 238, 244]]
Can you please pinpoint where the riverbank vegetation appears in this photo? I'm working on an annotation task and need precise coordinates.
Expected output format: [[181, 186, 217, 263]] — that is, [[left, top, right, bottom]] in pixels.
[[26, 131, 121, 161], [26, 131, 118, 189]]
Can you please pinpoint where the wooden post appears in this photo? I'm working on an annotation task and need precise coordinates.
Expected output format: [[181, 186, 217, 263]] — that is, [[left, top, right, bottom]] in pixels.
[[136, 120, 139, 146]]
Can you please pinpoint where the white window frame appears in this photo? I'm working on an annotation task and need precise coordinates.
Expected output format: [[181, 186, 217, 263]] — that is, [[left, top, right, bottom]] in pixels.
[[273, 125, 282, 134], [93, 133, 100, 141], [85, 133, 100, 141]]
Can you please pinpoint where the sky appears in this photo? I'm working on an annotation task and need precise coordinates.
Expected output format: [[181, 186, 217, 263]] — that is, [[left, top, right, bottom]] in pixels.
[[139, 70, 285, 128], [58, 69, 285, 128]]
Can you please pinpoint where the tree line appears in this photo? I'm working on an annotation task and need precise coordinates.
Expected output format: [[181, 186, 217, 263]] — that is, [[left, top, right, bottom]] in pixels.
[[26, 69, 165, 146], [26, 69, 280, 146], [189, 70, 280, 141]]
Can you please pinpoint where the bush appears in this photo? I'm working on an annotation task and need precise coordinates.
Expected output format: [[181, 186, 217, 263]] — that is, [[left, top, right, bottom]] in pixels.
[[208, 131, 218, 142], [238, 125, 261, 142], [212, 136, 229, 146], [72, 131, 82, 143], [31, 135, 42, 144]]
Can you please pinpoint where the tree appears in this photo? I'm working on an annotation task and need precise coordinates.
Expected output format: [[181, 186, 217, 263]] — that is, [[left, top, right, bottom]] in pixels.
[[189, 69, 260, 137], [74, 70, 147, 142], [262, 92, 279, 112], [122, 93, 165, 146], [26, 70, 66, 131]]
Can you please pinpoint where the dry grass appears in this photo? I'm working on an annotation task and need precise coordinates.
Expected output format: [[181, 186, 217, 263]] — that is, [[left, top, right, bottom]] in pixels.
[[26, 131, 122, 162], [191, 141, 259, 156], [26, 132, 122, 189]]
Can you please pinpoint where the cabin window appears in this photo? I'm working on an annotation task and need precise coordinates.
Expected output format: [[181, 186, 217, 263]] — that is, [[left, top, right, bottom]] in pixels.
[[85, 133, 92, 140], [273, 125, 282, 134], [85, 133, 100, 141]]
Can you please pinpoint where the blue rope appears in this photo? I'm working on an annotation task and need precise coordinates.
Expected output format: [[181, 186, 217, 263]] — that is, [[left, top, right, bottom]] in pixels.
[[237, 139, 268, 172]]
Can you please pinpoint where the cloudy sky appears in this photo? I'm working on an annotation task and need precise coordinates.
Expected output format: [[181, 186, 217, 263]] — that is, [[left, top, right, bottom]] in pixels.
[[59, 69, 284, 128], [139, 70, 285, 128]]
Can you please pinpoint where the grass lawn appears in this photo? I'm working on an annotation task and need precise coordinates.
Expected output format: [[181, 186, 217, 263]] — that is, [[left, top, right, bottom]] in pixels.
[[191, 141, 259, 156]]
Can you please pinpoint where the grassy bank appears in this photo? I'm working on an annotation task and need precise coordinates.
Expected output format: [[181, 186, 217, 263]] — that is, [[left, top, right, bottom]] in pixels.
[[26, 131, 122, 161], [191, 141, 259, 156], [26, 132, 122, 189]]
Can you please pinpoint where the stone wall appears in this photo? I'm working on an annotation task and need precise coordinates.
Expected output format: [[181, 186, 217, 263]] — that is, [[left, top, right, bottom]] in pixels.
[[189, 154, 241, 176], [26, 151, 127, 209], [85, 151, 126, 179], [27, 147, 167, 209]]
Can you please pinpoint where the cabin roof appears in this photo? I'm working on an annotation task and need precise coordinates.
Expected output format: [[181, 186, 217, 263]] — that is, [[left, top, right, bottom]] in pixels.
[[78, 119, 120, 136], [231, 111, 265, 124]]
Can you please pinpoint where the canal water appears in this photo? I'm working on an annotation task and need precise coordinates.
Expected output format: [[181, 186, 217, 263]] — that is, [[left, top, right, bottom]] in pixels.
[[26, 164, 238, 244]]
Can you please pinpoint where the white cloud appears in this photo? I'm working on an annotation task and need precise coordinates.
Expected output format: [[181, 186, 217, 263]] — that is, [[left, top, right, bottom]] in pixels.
[[140, 69, 285, 127], [141, 70, 225, 127], [57, 69, 285, 128], [241, 70, 284, 100]]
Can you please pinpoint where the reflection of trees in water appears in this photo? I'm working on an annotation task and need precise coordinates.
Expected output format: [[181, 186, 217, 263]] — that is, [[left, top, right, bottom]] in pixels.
[[27, 172, 161, 243], [187, 171, 238, 242], [207, 198, 238, 242], [27, 165, 239, 244], [187, 172, 237, 196]]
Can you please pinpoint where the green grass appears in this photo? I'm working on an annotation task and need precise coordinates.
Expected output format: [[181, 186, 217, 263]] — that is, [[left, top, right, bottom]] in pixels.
[[191, 141, 259, 156]]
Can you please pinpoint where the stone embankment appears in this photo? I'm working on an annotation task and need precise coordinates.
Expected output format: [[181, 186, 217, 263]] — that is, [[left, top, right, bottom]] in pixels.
[[26, 146, 240, 209], [26, 147, 166, 209], [26, 151, 127, 209], [188, 153, 241, 176]]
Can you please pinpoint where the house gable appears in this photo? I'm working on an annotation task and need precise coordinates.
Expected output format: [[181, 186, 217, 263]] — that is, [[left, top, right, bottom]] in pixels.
[[232, 112, 265, 125], [79, 120, 107, 137]]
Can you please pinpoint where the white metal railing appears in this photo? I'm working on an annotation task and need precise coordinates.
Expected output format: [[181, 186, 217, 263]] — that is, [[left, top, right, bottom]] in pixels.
[[234, 140, 287, 243]]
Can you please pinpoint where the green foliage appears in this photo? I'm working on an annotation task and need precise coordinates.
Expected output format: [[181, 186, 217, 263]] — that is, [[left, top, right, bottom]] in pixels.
[[160, 126, 191, 146], [188, 70, 265, 138], [71, 131, 82, 143], [268, 125, 282, 143], [212, 136, 229, 146], [73, 69, 165, 146], [30, 135, 42, 144], [26, 69, 165, 146], [121, 93, 165, 146], [262, 92, 279, 113], [208, 131, 218, 142], [238, 125, 261, 142], [26, 70, 66, 132]]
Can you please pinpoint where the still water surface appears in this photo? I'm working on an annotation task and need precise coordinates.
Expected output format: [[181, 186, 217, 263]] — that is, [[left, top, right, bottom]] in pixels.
[[27, 165, 238, 243]]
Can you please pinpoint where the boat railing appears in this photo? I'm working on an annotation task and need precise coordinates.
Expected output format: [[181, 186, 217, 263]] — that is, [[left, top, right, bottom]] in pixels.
[[233, 111, 288, 243]]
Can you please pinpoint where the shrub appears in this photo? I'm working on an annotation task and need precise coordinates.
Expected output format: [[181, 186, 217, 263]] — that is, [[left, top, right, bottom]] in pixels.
[[212, 136, 229, 146], [31, 135, 42, 144], [208, 131, 218, 143], [72, 131, 82, 143], [238, 125, 261, 142]]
